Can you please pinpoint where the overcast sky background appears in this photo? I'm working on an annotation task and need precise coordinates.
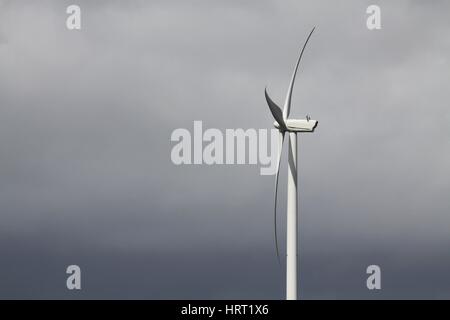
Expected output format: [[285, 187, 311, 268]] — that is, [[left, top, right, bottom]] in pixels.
[[1, 0, 450, 299]]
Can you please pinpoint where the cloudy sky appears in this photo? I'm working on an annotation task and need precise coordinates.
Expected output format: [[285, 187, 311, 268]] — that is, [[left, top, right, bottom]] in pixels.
[[1, 0, 450, 299]]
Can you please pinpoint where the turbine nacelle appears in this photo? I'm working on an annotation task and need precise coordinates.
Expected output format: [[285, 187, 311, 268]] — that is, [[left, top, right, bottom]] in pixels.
[[274, 119, 318, 132]]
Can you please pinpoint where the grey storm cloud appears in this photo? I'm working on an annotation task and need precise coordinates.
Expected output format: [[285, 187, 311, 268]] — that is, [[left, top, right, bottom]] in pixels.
[[1, 0, 450, 298]]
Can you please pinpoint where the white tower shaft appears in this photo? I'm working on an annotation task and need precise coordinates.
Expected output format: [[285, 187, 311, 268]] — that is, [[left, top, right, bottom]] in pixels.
[[286, 132, 298, 300]]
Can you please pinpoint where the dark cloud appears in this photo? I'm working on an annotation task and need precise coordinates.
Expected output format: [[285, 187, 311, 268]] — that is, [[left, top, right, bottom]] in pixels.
[[0, 0, 450, 298]]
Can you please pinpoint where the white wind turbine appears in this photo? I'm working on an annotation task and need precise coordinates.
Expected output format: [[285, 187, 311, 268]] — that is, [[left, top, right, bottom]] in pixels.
[[264, 27, 318, 300]]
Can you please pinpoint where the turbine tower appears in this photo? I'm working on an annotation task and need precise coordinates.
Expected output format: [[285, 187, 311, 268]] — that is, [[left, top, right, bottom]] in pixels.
[[265, 27, 318, 300]]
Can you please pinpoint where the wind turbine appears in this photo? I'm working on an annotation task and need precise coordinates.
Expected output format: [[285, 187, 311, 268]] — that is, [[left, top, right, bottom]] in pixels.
[[265, 27, 318, 300]]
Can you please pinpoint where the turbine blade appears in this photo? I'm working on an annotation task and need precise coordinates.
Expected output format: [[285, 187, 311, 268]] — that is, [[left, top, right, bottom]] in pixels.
[[283, 27, 315, 120], [274, 131, 285, 265], [265, 88, 286, 130]]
